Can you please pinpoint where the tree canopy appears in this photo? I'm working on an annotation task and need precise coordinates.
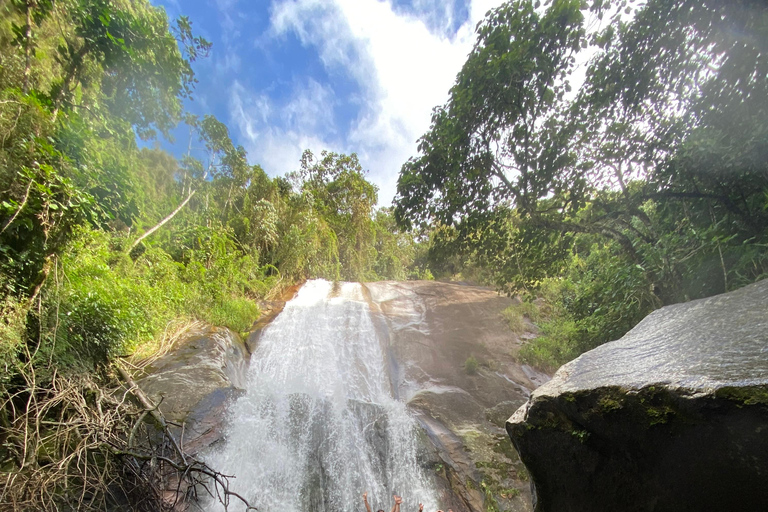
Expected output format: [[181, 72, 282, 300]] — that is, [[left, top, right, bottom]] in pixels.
[[396, 0, 768, 364]]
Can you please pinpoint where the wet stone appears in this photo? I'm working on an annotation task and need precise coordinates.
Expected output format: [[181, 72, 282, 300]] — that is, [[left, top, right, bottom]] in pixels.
[[507, 279, 768, 512]]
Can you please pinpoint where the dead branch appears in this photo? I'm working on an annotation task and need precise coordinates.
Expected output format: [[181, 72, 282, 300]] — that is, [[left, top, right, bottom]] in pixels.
[[129, 190, 196, 253], [0, 364, 257, 512]]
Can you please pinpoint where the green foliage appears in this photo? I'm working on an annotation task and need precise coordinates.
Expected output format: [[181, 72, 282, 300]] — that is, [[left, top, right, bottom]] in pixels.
[[501, 301, 540, 335], [519, 316, 579, 372], [34, 227, 261, 371], [0, 2, 435, 509], [289, 150, 377, 280], [397, 0, 768, 367], [0, 0, 426, 381], [518, 239, 659, 370], [0, 293, 28, 384], [465, 355, 479, 375]]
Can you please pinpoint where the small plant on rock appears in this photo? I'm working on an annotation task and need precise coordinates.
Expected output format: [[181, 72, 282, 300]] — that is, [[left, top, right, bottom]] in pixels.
[[465, 355, 479, 375]]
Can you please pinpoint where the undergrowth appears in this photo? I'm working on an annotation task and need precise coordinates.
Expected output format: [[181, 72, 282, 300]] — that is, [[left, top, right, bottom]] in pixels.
[[35, 227, 264, 371]]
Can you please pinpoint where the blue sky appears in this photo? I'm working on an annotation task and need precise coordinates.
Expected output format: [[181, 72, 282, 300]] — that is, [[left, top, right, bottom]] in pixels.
[[152, 0, 508, 205]]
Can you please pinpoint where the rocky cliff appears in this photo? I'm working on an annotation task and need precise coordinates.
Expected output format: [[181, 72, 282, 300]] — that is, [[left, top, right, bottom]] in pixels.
[[365, 281, 548, 512], [507, 278, 768, 512], [138, 325, 250, 455]]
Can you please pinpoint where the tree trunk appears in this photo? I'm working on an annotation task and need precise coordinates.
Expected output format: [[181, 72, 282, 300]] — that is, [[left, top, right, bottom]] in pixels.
[[22, 0, 35, 94], [128, 190, 195, 253]]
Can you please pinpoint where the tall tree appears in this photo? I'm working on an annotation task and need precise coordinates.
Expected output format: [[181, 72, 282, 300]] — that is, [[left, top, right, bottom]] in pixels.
[[396, 0, 768, 297]]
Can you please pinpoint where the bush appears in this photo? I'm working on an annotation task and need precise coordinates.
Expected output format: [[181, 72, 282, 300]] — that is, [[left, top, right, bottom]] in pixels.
[[518, 317, 580, 373], [464, 355, 479, 375], [52, 230, 187, 367], [42, 227, 265, 370], [0, 295, 28, 384], [501, 300, 540, 334], [196, 296, 259, 334]]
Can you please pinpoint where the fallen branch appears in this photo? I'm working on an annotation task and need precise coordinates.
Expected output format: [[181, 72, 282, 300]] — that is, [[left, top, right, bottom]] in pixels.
[[115, 362, 256, 511], [0, 364, 257, 512]]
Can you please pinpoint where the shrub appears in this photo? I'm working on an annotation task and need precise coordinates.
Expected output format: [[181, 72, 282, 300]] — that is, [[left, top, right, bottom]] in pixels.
[[0, 295, 28, 384], [501, 300, 540, 334], [464, 355, 479, 375], [518, 317, 579, 373], [43, 227, 264, 370], [197, 296, 259, 334]]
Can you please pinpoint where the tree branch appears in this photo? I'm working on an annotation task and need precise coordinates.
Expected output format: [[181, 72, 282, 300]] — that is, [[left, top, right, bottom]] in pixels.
[[129, 189, 195, 253], [0, 177, 34, 235]]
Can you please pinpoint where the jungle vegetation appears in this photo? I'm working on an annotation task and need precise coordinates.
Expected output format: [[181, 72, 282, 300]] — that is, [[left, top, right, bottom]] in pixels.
[[0, 0, 424, 509], [395, 0, 768, 370], [0, 0, 766, 508]]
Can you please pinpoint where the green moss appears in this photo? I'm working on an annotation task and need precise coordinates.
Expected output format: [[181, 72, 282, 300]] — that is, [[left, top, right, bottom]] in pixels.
[[571, 428, 590, 443], [715, 385, 768, 406], [476, 459, 511, 472], [499, 488, 521, 499], [480, 474, 523, 512], [491, 435, 520, 462], [597, 395, 623, 412], [644, 404, 675, 425], [480, 479, 500, 512], [637, 388, 682, 426]]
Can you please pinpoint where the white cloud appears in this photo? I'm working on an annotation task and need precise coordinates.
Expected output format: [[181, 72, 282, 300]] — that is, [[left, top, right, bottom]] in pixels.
[[282, 79, 337, 134], [230, 79, 344, 178], [233, 0, 508, 205]]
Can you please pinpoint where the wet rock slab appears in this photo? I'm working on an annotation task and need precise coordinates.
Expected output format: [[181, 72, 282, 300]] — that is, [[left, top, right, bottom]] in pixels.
[[365, 281, 549, 512], [507, 279, 768, 512], [138, 325, 250, 454]]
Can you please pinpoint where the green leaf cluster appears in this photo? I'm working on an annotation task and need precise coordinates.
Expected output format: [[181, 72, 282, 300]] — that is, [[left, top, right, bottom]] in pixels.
[[396, 0, 768, 368]]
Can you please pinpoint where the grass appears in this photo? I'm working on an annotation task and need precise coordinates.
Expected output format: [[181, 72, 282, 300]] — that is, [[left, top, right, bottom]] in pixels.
[[501, 300, 540, 334]]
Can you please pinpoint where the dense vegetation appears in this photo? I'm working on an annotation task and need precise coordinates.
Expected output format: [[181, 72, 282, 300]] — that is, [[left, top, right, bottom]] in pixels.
[[0, 0, 423, 509], [396, 0, 768, 370], [1, 0, 766, 507]]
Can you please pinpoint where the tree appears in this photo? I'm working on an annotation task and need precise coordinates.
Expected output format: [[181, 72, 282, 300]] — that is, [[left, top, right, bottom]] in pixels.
[[395, 0, 587, 290], [395, 0, 768, 360], [290, 150, 378, 280], [396, 0, 768, 295], [0, 0, 210, 297]]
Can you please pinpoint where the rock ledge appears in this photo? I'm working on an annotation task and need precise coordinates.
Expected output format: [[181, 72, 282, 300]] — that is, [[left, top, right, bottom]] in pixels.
[[507, 279, 768, 512]]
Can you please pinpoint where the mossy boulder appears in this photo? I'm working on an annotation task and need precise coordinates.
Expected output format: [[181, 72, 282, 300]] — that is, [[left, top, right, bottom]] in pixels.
[[507, 279, 768, 512]]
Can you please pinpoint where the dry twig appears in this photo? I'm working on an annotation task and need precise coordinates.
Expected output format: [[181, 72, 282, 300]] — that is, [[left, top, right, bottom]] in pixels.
[[0, 363, 256, 511]]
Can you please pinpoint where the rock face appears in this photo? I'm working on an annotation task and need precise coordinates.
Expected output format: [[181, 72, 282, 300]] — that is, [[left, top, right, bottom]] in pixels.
[[365, 281, 548, 512], [138, 281, 544, 511], [507, 279, 768, 512], [138, 325, 250, 454], [137, 286, 301, 455]]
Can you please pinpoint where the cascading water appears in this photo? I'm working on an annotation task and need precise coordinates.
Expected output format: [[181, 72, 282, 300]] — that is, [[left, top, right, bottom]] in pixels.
[[205, 280, 438, 512]]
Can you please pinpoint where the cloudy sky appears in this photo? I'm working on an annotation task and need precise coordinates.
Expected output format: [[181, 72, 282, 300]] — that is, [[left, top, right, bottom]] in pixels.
[[153, 0, 508, 205]]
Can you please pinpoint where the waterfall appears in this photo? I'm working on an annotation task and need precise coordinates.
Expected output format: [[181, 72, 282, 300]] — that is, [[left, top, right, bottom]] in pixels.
[[205, 280, 438, 512]]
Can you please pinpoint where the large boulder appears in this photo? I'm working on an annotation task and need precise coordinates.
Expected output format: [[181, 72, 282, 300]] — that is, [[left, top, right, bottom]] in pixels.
[[365, 281, 549, 512], [138, 325, 250, 454], [507, 279, 768, 512]]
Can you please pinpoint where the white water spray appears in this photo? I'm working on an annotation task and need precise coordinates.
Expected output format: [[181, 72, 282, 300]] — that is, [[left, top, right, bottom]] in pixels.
[[205, 280, 437, 512]]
